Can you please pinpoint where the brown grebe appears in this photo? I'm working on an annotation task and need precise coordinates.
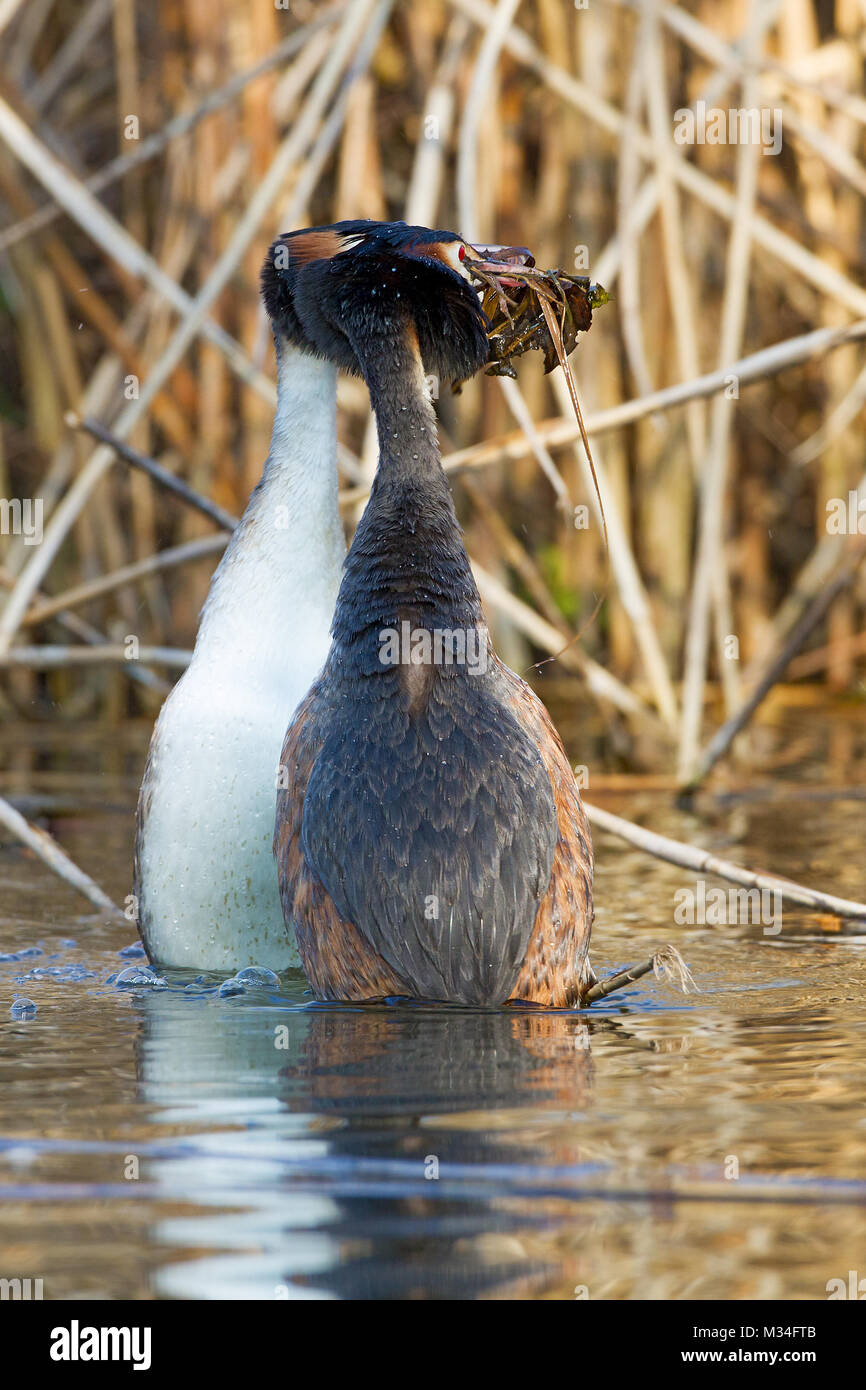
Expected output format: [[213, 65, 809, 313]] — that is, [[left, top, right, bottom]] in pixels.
[[273, 221, 593, 1006]]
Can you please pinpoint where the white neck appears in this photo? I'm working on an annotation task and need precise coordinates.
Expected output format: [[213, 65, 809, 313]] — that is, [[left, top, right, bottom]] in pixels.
[[192, 342, 343, 676]]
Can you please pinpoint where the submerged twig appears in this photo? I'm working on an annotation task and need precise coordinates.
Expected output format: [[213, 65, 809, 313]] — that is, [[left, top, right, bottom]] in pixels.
[[584, 802, 866, 923], [0, 794, 120, 914], [585, 945, 698, 1004]]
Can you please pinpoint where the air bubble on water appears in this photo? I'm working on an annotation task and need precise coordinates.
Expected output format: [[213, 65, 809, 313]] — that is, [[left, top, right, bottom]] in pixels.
[[10, 998, 37, 1020], [116, 965, 166, 989], [20, 964, 95, 982], [16, 947, 43, 959], [118, 942, 147, 958], [234, 966, 280, 989], [218, 977, 245, 998]]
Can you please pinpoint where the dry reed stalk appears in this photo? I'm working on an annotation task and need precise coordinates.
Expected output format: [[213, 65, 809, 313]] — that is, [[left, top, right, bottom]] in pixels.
[[66, 414, 240, 532], [743, 468, 866, 688], [0, 792, 119, 914], [790, 361, 866, 467], [331, 319, 866, 508], [19, 537, 230, 629], [1, 1, 864, 739], [460, 473, 573, 639], [685, 537, 866, 792], [0, 0, 27, 37], [642, 9, 706, 460], [451, 0, 866, 319], [404, 16, 469, 223], [455, 7, 675, 711], [0, 568, 169, 698], [649, 0, 866, 125], [0, 645, 191, 670], [471, 559, 662, 727], [617, 17, 655, 405], [0, 0, 382, 655], [585, 799, 866, 923], [0, 8, 346, 253], [549, 369, 679, 727], [456, 0, 572, 514], [679, 20, 763, 778], [787, 629, 866, 682], [0, 95, 275, 399]]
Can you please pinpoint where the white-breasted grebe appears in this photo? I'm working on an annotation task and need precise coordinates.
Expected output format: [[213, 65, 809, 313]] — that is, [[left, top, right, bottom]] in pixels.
[[135, 225, 379, 971]]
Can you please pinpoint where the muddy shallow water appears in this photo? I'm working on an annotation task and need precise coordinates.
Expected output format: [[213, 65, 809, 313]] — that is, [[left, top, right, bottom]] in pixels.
[[1, 695, 865, 1300]]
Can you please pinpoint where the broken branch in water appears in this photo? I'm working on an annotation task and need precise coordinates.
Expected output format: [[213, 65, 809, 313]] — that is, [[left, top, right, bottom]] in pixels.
[[0, 794, 120, 915], [584, 801, 866, 924], [584, 944, 698, 1004]]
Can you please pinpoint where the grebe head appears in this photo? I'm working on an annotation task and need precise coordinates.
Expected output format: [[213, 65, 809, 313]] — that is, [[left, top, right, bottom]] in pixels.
[[261, 221, 371, 347], [261, 220, 490, 386]]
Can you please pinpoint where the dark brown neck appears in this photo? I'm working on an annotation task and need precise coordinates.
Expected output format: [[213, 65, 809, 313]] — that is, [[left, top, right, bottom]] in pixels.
[[330, 324, 483, 660]]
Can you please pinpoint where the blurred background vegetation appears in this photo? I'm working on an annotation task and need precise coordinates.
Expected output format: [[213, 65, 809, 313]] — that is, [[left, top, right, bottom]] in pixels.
[[0, 0, 864, 782]]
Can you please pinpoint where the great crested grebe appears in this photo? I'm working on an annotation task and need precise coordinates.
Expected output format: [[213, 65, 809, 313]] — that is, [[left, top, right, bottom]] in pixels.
[[135, 227, 374, 971], [273, 221, 594, 1006]]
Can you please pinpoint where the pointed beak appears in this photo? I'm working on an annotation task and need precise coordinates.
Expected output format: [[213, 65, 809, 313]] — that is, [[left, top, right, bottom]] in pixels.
[[465, 242, 536, 287]]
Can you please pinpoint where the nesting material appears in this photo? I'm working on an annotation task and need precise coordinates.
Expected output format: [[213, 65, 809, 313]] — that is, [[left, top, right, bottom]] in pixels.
[[464, 247, 610, 377]]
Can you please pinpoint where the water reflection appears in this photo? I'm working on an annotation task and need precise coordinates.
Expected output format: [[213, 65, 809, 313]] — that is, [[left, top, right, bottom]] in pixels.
[[1, 699, 865, 1299], [136, 986, 600, 1298]]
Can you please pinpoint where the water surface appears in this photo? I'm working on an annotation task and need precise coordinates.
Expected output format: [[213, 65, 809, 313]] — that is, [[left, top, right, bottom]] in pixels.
[[1, 697, 865, 1299]]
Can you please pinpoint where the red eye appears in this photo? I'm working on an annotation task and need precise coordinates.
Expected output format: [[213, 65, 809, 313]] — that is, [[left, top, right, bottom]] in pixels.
[[458, 244, 466, 261]]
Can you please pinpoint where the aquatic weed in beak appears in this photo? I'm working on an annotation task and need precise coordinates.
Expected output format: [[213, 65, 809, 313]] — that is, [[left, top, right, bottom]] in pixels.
[[462, 243, 612, 653], [463, 246, 610, 377]]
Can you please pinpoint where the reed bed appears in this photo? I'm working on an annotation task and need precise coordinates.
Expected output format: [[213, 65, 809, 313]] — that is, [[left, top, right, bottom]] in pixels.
[[0, 0, 864, 797]]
